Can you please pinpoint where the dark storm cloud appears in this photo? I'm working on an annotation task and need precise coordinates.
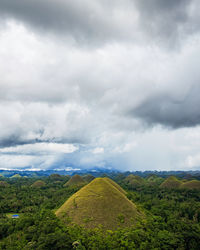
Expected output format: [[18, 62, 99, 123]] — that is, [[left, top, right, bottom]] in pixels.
[[0, 135, 29, 148], [0, 134, 49, 148], [0, 0, 135, 44], [0, 133, 88, 148], [134, 0, 193, 46], [130, 84, 200, 128], [135, 0, 189, 21], [0, 135, 87, 149], [0, 0, 199, 45]]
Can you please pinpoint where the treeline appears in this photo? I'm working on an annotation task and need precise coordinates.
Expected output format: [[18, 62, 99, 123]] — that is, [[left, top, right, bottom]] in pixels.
[[1, 169, 200, 179]]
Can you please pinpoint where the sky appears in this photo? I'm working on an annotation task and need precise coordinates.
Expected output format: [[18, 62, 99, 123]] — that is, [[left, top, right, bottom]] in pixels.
[[0, 0, 200, 171]]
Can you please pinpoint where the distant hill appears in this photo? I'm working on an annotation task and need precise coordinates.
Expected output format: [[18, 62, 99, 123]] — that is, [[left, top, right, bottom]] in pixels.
[[31, 180, 46, 188], [125, 174, 145, 188], [56, 177, 143, 229], [146, 175, 164, 186], [180, 180, 200, 190], [82, 174, 95, 183], [49, 174, 63, 180], [64, 175, 85, 187], [160, 176, 182, 189], [10, 174, 21, 178]]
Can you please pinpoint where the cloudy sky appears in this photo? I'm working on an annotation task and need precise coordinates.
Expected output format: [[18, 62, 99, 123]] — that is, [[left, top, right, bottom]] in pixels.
[[0, 0, 200, 171]]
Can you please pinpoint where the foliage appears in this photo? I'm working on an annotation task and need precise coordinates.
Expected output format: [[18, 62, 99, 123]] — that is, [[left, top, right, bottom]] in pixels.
[[0, 175, 200, 249]]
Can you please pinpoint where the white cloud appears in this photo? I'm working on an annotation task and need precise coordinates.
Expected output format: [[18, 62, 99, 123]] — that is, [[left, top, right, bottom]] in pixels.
[[186, 154, 200, 168], [0, 2, 200, 171], [92, 147, 104, 154], [0, 143, 78, 155], [113, 142, 137, 154]]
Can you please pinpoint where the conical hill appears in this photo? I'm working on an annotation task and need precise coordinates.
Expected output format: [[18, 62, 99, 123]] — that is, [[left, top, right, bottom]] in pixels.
[[64, 175, 85, 187], [56, 177, 143, 229], [125, 174, 144, 188], [180, 180, 200, 190], [160, 176, 182, 189], [10, 174, 21, 178], [147, 175, 164, 186], [31, 180, 46, 188], [82, 174, 95, 183], [105, 177, 127, 195], [49, 174, 63, 180]]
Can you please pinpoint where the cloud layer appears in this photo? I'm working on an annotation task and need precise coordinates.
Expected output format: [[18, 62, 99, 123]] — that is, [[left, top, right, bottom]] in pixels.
[[0, 0, 200, 170], [1, 0, 200, 46]]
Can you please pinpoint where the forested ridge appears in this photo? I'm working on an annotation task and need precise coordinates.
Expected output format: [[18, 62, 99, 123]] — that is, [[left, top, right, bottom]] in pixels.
[[0, 174, 200, 249]]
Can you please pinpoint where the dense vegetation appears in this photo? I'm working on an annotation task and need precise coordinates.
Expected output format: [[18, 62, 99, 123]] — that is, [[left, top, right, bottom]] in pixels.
[[0, 174, 200, 249]]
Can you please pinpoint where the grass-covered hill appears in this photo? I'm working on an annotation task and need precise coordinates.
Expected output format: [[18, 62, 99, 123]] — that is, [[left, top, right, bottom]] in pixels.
[[56, 177, 143, 230], [49, 174, 63, 181], [82, 174, 95, 183], [63, 174, 85, 187], [10, 174, 21, 178], [146, 175, 164, 186], [180, 180, 200, 190], [125, 174, 145, 188], [160, 176, 182, 189], [31, 180, 46, 188]]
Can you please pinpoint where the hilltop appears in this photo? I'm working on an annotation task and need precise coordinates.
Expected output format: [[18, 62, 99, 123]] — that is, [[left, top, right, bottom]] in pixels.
[[160, 176, 182, 189], [56, 177, 143, 229], [10, 174, 21, 178], [49, 174, 63, 181], [180, 180, 200, 190], [146, 175, 164, 186], [82, 174, 95, 183], [125, 174, 145, 188], [31, 180, 46, 188], [64, 175, 85, 187]]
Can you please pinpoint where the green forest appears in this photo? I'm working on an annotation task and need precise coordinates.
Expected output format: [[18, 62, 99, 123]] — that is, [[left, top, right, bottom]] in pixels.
[[0, 173, 200, 249]]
